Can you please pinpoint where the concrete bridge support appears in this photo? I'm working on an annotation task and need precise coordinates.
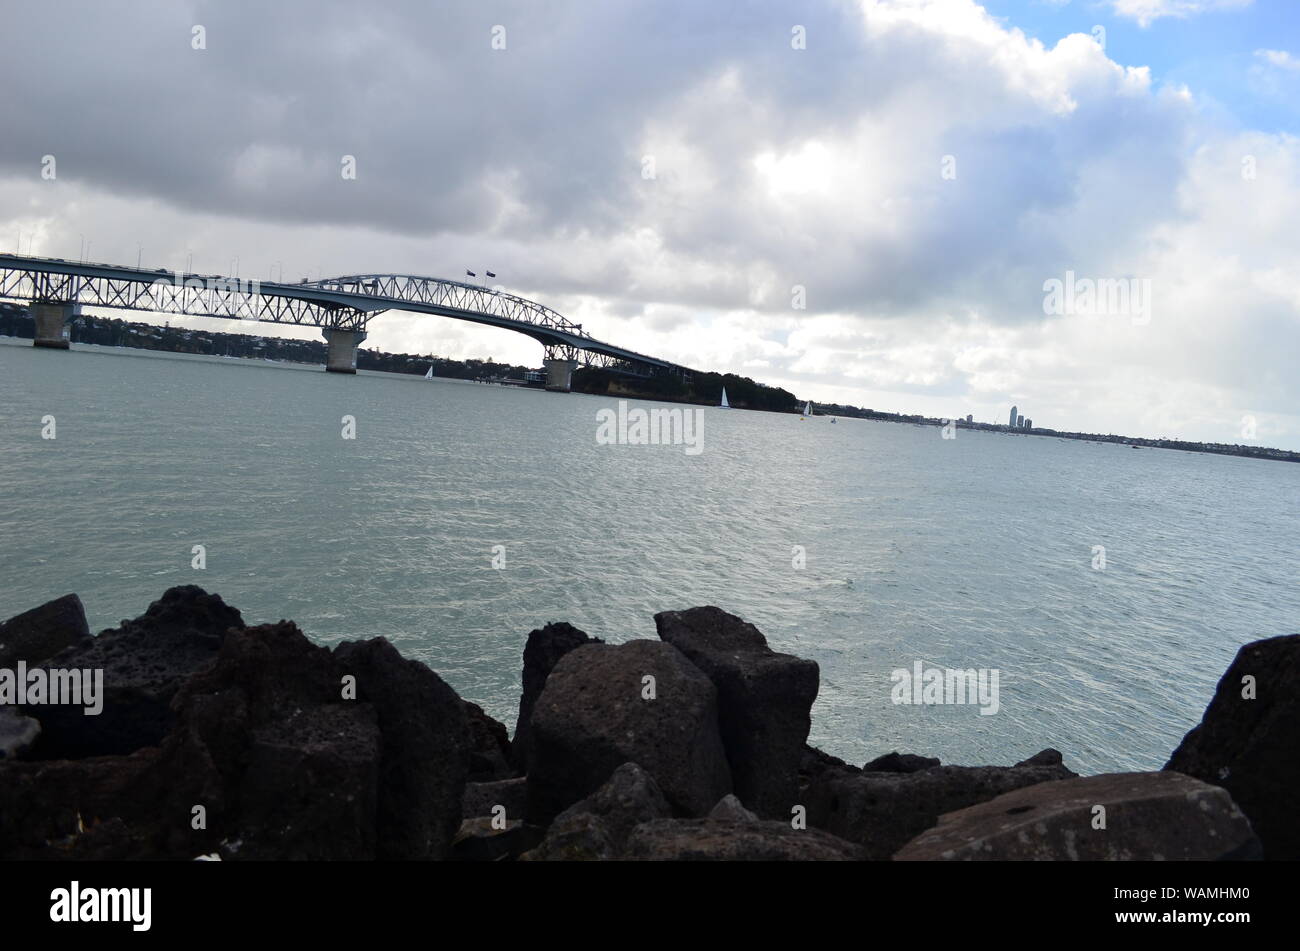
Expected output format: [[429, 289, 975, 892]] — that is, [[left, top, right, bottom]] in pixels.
[[544, 358, 577, 393], [322, 328, 367, 374], [32, 302, 77, 349]]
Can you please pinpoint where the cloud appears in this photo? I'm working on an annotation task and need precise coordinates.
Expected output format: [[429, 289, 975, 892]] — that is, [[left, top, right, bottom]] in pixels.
[[1255, 49, 1300, 72], [1108, 0, 1253, 28], [0, 0, 1296, 448]]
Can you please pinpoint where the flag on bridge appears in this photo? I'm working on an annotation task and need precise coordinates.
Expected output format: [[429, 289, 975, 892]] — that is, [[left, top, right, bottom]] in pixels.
[[486, 270, 496, 278], [466, 270, 476, 277]]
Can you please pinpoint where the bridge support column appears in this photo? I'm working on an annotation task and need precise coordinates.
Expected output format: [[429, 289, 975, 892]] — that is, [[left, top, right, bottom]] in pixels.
[[32, 302, 77, 349], [322, 328, 367, 374], [544, 358, 577, 393]]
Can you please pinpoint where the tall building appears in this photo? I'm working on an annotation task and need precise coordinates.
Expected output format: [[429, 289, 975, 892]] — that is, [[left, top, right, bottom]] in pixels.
[[1016, 413, 1024, 427], [966, 414, 973, 423], [1025, 418, 1033, 429], [1009, 405, 1018, 427]]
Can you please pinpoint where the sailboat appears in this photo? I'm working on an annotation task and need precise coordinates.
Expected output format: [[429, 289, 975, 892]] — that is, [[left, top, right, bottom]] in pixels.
[[719, 387, 730, 408], [424, 366, 434, 381], [801, 401, 812, 419]]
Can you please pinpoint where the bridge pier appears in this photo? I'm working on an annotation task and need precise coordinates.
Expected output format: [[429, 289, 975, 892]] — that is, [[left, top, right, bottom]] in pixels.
[[32, 302, 77, 349], [322, 328, 367, 374], [544, 358, 577, 393]]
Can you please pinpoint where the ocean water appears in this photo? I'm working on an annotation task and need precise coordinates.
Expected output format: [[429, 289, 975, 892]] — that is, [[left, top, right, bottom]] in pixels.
[[1, 338, 1296, 774]]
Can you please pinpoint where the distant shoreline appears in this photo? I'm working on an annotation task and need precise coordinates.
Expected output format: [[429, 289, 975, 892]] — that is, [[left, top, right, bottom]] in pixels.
[[3, 313, 1296, 464]]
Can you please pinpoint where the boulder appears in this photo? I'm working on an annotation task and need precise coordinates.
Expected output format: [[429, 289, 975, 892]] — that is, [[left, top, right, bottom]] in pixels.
[[526, 641, 732, 821], [799, 744, 858, 795], [0, 707, 40, 759], [0, 735, 223, 860], [463, 700, 513, 781], [894, 771, 1261, 861], [709, 794, 759, 824], [806, 759, 1077, 860], [451, 817, 544, 862], [334, 637, 470, 860], [863, 751, 941, 773], [169, 621, 382, 860], [654, 606, 818, 818], [522, 762, 673, 861], [1165, 634, 1300, 860], [0, 593, 91, 667], [463, 777, 529, 820], [27, 586, 243, 759], [511, 621, 601, 770], [624, 818, 863, 861]]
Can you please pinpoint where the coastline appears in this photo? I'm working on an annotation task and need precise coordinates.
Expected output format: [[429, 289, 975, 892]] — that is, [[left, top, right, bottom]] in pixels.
[[1, 587, 1292, 861]]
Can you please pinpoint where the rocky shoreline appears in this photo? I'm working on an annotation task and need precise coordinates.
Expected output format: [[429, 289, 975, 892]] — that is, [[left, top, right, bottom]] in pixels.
[[0, 587, 1293, 861]]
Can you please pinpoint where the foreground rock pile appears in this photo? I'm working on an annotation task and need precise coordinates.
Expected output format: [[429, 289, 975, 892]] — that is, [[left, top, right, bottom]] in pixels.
[[0, 588, 1291, 860]]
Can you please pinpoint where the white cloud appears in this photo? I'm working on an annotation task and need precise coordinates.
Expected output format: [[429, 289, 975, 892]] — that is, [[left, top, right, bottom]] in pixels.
[[1109, 0, 1253, 28], [1255, 49, 1300, 72]]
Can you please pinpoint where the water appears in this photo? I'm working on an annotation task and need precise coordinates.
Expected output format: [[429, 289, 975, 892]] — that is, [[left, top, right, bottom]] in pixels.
[[2, 338, 1297, 774]]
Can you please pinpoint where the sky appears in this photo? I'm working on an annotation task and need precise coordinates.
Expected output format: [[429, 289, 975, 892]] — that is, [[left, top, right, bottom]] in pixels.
[[1, 0, 1298, 447]]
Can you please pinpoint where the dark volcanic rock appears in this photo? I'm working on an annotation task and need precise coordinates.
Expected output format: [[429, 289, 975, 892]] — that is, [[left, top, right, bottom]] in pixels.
[[464, 700, 513, 781], [523, 762, 673, 861], [806, 759, 1077, 860], [799, 744, 859, 796], [451, 817, 543, 862], [169, 621, 380, 860], [527, 641, 731, 821], [1165, 634, 1300, 859], [894, 772, 1261, 861], [463, 777, 529, 820], [1016, 748, 1066, 768], [625, 818, 863, 861], [709, 793, 760, 823], [863, 751, 941, 773], [334, 637, 470, 860], [511, 621, 601, 770], [29, 586, 243, 759], [0, 734, 224, 860], [0, 593, 91, 667], [0, 707, 41, 759], [654, 606, 818, 818]]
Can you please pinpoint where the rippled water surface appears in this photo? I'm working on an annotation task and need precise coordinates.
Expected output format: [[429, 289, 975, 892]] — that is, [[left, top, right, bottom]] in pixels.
[[2, 339, 1297, 773]]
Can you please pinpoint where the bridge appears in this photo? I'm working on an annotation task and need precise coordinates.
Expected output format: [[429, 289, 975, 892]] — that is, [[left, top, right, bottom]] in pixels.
[[0, 253, 693, 391]]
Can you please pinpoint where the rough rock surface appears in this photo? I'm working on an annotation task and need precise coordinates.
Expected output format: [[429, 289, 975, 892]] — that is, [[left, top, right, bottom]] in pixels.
[[463, 777, 529, 820], [1165, 634, 1300, 860], [624, 819, 863, 861], [29, 586, 244, 759], [522, 762, 672, 861], [451, 817, 543, 862], [0, 707, 41, 759], [806, 758, 1077, 860], [864, 751, 941, 773], [511, 621, 601, 770], [894, 771, 1262, 861], [464, 700, 513, 780], [334, 637, 470, 860], [526, 641, 732, 821], [0, 593, 91, 668], [709, 793, 760, 823], [655, 606, 818, 818]]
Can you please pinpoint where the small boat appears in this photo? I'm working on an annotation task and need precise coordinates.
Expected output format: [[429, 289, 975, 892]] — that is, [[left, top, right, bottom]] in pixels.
[[801, 401, 812, 419], [830, 417, 837, 424], [720, 387, 730, 408], [424, 366, 434, 381]]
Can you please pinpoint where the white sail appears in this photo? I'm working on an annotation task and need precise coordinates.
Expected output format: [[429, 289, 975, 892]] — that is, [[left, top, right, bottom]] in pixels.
[[803, 401, 812, 416], [424, 366, 434, 380], [720, 387, 730, 408]]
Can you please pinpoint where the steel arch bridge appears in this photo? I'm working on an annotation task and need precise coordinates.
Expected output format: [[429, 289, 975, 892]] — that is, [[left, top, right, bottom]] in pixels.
[[0, 253, 692, 380]]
